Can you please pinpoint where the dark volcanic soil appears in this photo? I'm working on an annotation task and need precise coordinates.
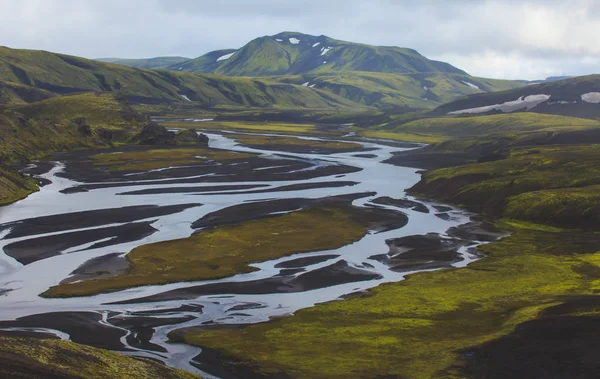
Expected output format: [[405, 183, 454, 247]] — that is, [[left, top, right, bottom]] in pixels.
[[113, 260, 382, 304], [461, 296, 600, 379], [4, 221, 159, 265], [0, 204, 201, 239], [0, 312, 128, 351], [370, 234, 464, 271]]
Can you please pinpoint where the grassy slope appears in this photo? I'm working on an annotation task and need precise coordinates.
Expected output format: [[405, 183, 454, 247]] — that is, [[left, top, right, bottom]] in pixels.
[[96, 56, 190, 69], [174, 110, 600, 378], [0, 92, 147, 204], [0, 46, 359, 110], [0, 336, 199, 379], [273, 72, 523, 109], [176, 32, 467, 76], [0, 92, 145, 163], [433, 74, 600, 120], [0, 166, 38, 205]]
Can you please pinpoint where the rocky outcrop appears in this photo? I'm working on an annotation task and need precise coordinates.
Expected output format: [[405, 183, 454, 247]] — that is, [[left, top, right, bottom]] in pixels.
[[131, 123, 210, 146], [174, 129, 209, 145], [130, 122, 176, 145]]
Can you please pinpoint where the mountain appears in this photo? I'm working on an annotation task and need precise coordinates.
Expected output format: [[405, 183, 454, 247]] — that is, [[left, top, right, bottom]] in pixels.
[[96, 56, 190, 69], [0, 46, 358, 110], [169, 31, 468, 76], [432, 75, 600, 119], [272, 71, 523, 109]]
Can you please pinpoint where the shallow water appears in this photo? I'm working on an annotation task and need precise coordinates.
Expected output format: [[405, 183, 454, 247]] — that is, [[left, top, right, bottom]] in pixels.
[[0, 132, 483, 376]]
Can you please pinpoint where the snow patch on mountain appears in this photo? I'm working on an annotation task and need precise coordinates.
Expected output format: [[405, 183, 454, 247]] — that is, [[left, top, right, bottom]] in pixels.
[[312, 42, 321, 47], [180, 95, 192, 102], [448, 94, 551, 115], [462, 81, 481, 90], [320, 46, 332, 56], [301, 82, 310, 86], [289, 38, 300, 44], [275, 39, 283, 42], [216, 52, 235, 62], [581, 92, 600, 103]]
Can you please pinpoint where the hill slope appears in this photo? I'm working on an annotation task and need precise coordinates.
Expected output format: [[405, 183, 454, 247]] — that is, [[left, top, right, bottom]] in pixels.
[[434, 75, 600, 119], [0, 46, 358, 110], [97, 56, 190, 69], [273, 72, 523, 109], [170, 31, 467, 76]]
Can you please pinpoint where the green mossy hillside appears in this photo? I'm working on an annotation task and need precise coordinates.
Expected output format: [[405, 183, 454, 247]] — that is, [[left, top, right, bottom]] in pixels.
[[0, 92, 146, 163], [97, 56, 191, 69], [174, 222, 600, 379], [174, 31, 468, 76], [273, 72, 523, 109], [0, 166, 38, 205], [411, 145, 600, 228], [0, 46, 361, 110], [0, 336, 200, 379], [0, 92, 148, 205]]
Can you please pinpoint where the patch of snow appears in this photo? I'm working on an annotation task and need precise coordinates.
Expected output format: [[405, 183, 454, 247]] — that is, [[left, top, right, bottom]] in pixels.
[[320, 46, 332, 56], [301, 82, 310, 86], [275, 39, 283, 42], [193, 118, 214, 122], [216, 52, 235, 62], [462, 80, 481, 90], [178, 67, 183, 71], [581, 92, 600, 103], [180, 95, 192, 102], [448, 94, 551, 115], [423, 86, 428, 91], [309, 84, 316, 88], [289, 38, 300, 44], [322, 61, 327, 65], [312, 42, 321, 47]]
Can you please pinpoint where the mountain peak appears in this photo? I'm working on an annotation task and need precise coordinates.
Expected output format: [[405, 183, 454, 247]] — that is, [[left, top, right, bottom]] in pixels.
[[170, 32, 466, 76]]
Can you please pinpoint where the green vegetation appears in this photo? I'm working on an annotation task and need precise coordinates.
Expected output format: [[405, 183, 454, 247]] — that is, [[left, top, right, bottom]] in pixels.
[[0, 46, 360, 110], [97, 56, 191, 69], [0, 92, 148, 205], [435, 74, 600, 120], [387, 112, 600, 139], [273, 72, 523, 109], [167, 120, 320, 134], [412, 145, 600, 225], [0, 167, 38, 205], [0, 336, 199, 379], [0, 92, 145, 164], [168, 107, 600, 378], [230, 134, 363, 150], [43, 207, 368, 297], [174, 221, 600, 379], [175, 31, 469, 76], [90, 147, 252, 172]]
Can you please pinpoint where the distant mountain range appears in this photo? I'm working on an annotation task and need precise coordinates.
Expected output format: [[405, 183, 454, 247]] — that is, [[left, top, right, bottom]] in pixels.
[[166, 32, 468, 76], [85, 32, 524, 109], [97, 56, 190, 69]]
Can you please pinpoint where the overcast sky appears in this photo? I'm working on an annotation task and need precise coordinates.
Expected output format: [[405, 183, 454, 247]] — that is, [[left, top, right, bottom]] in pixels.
[[1, 0, 598, 80]]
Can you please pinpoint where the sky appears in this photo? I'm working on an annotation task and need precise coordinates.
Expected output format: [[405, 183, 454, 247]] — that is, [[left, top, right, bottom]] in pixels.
[[0, 0, 598, 80]]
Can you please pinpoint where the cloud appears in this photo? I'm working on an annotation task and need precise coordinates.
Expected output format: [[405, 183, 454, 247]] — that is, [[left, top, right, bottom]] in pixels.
[[0, 0, 597, 79]]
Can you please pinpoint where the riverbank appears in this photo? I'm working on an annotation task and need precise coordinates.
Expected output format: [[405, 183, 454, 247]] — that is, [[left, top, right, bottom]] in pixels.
[[172, 114, 600, 378]]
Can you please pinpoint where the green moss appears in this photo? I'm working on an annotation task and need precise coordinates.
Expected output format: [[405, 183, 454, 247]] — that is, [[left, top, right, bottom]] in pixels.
[[176, 223, 600, 379], [0, 166, 38, 205], [43, 207, 368, 298], [0, 336, 200, 379], [231, 134, 363, 150], [90, 147, 253, 172]]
